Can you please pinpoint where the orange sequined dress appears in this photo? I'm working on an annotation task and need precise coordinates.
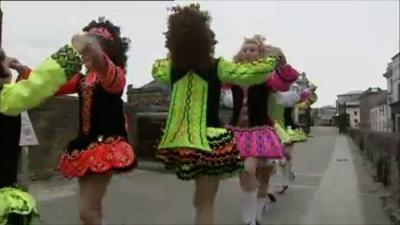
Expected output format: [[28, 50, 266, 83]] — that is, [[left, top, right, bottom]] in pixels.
[[57, 55, 136, 179]]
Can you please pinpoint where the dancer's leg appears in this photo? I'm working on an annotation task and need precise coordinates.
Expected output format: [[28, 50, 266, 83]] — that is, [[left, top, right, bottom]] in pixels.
[[193, 176, 220, 225], [78, 173, 112, 225], [239, 157, 258, 225]]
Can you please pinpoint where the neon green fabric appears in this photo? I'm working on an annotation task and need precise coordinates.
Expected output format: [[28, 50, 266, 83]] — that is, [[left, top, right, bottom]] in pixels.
[[206, 127, 228, 137], [159, 72, 210, 151], [217, 57, 276, 85], [152, 57, 277, 151], [0, 187, 39, 225], [274, 122, 292, 144], [268, 93, 285, 127], [151, 58, 171, 85], [287, 126, 307, 142], [0, 45, 82, 116], [309, 92, 318, 105]]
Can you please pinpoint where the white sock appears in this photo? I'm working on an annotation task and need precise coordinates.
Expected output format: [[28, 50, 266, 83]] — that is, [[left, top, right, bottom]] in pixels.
[[256, 197, 267, 222], [267, 178, 276, 194], [241, 190, 257, 225], [288, 161, 295, 182], [280, 165, 290, 186]]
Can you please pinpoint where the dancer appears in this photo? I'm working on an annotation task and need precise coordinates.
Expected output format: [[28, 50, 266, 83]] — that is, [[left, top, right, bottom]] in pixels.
[[56, 17, 136, 225], [228, 37, 298, 225], [0, 43, 82, 225], [152, 5, 277, 225], [268, 73, 312, 195]]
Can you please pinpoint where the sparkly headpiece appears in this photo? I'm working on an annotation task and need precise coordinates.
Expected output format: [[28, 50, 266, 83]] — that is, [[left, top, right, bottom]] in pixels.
[[89, 27, 114, 40]]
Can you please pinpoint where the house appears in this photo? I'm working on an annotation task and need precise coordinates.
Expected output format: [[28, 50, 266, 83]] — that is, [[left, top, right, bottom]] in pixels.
[[336, 90, 364, 128], [126, 80, 171, 111], [359, 87, 390, 132], [383, 52, 400, 133], [315, 106, 336, 126]]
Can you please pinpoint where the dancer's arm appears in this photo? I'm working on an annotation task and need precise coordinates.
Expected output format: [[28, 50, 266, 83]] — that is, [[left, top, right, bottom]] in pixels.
[[55, 74, 82, 96], [0, 45, 82, 116], [217, 57, 276, 86], [151, 58, 171, 85], [80, 40, 126, 94], [7, 59, 32, 82], [266, 64, 300, 91]]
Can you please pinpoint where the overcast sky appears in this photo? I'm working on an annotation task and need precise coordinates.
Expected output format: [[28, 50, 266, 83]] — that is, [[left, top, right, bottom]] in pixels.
[[1, 1, 399, 107]]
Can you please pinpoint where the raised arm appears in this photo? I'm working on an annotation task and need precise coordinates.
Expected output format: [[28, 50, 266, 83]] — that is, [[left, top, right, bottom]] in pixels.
[[151, 58, 171, 85], [81, 41, 126, 94], [217, 57, 276, 86], [55, 74, 81, 96], [0, 45, 82, 116]]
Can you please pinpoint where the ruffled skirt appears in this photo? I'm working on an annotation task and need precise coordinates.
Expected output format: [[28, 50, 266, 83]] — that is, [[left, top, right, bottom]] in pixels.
[[0, 187, 39, 225], [287, 127, 307, 142], [229, 125, 284, 160], [156, 128, 243, 180], [59, 135, 137, 179]]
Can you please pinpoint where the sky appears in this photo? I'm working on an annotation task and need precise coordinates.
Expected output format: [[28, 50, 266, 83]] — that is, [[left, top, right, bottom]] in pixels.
[[1, 0, 399, 107]]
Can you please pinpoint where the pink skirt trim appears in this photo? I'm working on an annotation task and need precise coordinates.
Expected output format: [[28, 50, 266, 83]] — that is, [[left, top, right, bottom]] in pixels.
[[228, 125, 284, 159]]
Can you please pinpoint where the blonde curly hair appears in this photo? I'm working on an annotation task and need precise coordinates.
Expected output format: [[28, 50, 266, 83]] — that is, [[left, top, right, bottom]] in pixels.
[[233, 34, 268, 63]]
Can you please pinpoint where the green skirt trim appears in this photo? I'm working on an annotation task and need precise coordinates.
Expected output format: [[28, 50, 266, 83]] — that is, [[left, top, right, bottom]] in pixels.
[[157, 128, 243, 180], [0, 187, 39, 225]]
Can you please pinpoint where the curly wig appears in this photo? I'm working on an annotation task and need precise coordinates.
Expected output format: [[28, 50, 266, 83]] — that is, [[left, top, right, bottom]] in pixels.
[[164, 4, 217, 72], [233, 34, 268, 63], [0, 49, 8, 78], [83, 17, 131, 68], [265, 44, 286, 65]]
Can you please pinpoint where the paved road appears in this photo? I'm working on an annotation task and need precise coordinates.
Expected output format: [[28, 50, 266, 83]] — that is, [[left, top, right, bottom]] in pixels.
[[30, 127, 391, 225]]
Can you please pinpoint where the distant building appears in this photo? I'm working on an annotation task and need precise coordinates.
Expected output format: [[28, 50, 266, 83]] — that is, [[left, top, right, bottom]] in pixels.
[[336, 90, 364, 128], [316, 106, 336, 126], [383, 52, 400, 133], [126, 80, 171, 111], [359, 87, 390, 132]]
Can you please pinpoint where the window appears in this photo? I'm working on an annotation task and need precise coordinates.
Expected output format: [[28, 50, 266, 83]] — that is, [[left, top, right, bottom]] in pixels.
[[389, 78, 393, 93], [398, 82, 400, 101], [354, 119, 358, 123], [354, 111, 358, 116]]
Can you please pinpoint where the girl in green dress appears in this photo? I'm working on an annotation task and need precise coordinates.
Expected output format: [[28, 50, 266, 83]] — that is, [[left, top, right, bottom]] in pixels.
[[152, 4, 277, 225]]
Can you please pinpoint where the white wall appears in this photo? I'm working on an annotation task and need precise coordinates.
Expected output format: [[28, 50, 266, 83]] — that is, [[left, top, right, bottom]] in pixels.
[[346, 107, 360, 128], [388, 55, 400, 103], [370, 104, 391, 132]]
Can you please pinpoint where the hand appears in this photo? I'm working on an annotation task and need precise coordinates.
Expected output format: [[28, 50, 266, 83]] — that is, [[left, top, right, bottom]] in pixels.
[[72, 34, 102, 54], [5, 57, 29, 75], [71, 34, 92, 53], [4, 57, 20, 68]]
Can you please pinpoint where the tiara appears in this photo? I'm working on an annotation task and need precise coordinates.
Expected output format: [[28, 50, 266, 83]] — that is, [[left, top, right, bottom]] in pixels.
[[89, 27, 114, 40]]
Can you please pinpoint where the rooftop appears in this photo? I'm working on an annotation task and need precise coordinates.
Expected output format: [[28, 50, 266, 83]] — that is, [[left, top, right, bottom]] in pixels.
[[128, 80, 171, 93], [391, 52, 400, 60], [337, 90, 364, 96], [360, 87, 386, 98]]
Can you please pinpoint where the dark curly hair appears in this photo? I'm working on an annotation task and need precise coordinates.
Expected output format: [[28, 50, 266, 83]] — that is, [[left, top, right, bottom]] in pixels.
[[0, 49, 8, 78], [83, 17, 131, 68], [165, 4, 217, 72]]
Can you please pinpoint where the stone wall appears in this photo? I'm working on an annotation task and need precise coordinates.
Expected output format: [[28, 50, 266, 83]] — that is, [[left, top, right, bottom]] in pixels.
[[347, 129, 400, 221]]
